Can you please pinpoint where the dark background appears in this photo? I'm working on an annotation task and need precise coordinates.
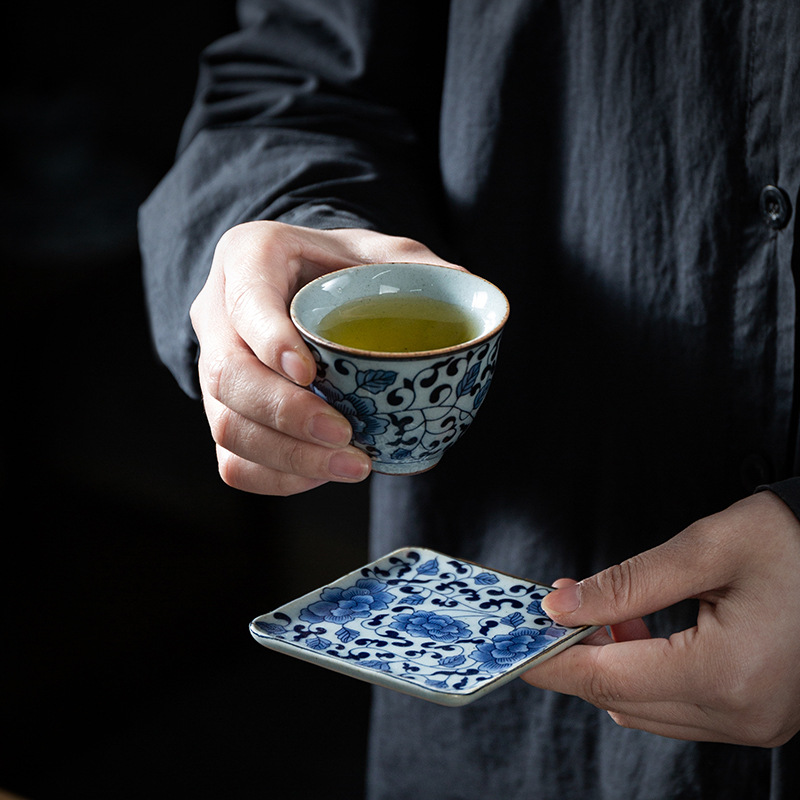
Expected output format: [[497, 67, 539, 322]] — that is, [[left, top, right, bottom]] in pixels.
[[3, 4, 370, 798]]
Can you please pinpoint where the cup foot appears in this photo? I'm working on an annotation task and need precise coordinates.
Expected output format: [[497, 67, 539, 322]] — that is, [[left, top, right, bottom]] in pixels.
[[370, 456, 442, 476]]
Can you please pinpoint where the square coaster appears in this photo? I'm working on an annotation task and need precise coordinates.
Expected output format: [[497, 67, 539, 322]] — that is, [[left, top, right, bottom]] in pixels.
[[250, 547, 597, 706]]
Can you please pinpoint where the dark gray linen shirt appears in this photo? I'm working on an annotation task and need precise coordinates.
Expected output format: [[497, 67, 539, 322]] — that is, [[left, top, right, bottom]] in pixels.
[[139, 2, 800, 797]]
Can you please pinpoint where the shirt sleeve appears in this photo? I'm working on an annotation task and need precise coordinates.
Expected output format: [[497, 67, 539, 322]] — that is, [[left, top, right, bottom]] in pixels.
[[138, 0, 449, 398]]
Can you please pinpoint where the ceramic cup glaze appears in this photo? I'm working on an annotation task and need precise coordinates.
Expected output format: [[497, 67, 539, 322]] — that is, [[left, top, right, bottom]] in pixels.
[[290, 262, 509, 475]]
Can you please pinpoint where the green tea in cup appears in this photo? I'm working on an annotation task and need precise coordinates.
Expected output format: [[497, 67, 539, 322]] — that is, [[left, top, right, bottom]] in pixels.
[[315, 293, 481, 352], [290, 262, 509, 474]]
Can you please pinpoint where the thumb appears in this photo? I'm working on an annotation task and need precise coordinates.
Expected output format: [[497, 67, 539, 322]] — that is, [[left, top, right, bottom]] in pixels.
[[541, 531, 715, 627]]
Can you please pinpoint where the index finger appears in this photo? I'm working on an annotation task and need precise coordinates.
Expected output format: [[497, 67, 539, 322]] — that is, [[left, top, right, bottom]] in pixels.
[[220, 222, 385, 385], [521, 634, 696, 706], [215, 223, 320, 386]]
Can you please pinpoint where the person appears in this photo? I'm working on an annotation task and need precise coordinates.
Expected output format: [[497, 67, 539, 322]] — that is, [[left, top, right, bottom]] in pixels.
[[138, 1, 800, 797]]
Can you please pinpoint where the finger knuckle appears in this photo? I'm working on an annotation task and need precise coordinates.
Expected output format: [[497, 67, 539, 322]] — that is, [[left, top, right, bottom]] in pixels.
[[703, 660, 792, 746], [244, 220, 295, 265], [202, 353, 229, 402], [718, 679, 753, 717], [219, 222, 290, 312], [269, 385, 299, 433], [351, 231, 430, 263], [216, 447, 244, 489], [586, 666, 622, 709], [227, 274, 257, 326], [271, 471, 312, 498], [388, 235, 427, 256], [207, 402, 239, 452], [735, 713, 790, 748], [277, 435, 312, 476], [189, 292, 205, 329], [711, 655, 766, 716], [596, 561, 637, 612], [607, 711, 639, 732], [680, 517, 726, 564], [216, 221, 261, 256], [217, 447, 313, 498]]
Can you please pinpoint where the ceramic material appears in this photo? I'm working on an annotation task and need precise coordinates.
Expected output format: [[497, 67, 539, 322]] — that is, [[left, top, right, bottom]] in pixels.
[[290, 263, 509, 475], [250, 547, 598, 706]]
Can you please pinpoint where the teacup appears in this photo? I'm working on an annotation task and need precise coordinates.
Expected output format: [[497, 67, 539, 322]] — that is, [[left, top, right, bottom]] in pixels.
[[290, 262, 509, 475]]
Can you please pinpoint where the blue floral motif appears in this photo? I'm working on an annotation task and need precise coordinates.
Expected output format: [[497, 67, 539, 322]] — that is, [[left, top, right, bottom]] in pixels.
[[313, 380, 389, 446], [416, 558, 440, 575], [456, 362, 481, 397], [473, 381, 491, 409], [469, 627, 546, 672], [336, 627, 359, 643], [360, 660, 392, 672], [391, 448, 415, 460], [501, 612, 526, 628], [250, 548, 590, 704], [390, 610, 472, 642], [439, 654, 467, 668], [252, 621, 289, 636], [305, 333, 502, 472], [300, 579, 396, 625], [526, 598, 547, 618], [355, 369, 398, 394]]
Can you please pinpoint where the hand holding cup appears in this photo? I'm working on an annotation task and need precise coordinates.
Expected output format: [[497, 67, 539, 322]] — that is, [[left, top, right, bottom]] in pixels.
[[190, 222, 494, 494]]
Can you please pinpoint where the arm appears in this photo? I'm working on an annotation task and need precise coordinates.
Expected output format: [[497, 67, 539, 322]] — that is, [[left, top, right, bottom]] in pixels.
[[138, 1, 454, 494], [138, 0, 450, 398]]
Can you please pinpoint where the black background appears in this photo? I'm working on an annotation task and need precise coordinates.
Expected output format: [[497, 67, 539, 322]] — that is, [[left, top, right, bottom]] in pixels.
[[4, 4, 370, 798]]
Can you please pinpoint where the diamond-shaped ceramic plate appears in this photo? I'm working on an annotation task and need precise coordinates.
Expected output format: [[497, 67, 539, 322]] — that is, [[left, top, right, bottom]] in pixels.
[[250, 547, 598, 706]]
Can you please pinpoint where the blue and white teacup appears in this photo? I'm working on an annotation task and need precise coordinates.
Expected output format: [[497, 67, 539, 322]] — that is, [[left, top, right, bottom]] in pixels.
[[290, 262, 509, 475]]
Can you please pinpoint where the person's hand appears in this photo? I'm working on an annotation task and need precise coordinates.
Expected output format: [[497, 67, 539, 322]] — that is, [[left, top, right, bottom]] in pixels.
[[190, 221, 457, 496], [522, 490, 800, 747]]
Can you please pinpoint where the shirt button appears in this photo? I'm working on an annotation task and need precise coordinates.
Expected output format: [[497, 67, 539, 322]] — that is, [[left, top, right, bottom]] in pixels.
[[759, 185, 792, 229]]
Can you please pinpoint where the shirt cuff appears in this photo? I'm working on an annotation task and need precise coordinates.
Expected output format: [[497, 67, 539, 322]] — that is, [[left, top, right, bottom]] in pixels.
[[756, 478, 800, 522]]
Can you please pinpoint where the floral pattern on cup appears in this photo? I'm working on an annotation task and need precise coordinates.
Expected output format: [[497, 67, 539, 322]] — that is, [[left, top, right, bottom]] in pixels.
[[308, 336, 501, 473], [250, 548, 575, 699]]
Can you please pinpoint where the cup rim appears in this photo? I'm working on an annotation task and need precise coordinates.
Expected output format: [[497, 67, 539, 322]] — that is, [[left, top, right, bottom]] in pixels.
[[289, 262, 510, 360]]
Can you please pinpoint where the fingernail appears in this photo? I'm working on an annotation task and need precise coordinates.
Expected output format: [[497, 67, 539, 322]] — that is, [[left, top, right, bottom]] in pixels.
[[281, 350, 313, 385], [310, 413, 352, 446], [544, 583, 581, 616], [329, 450, 371, 481]]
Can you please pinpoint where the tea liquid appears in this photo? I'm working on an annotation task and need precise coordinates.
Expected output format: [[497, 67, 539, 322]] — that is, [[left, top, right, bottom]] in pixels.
[[317, 294, 479, 352]]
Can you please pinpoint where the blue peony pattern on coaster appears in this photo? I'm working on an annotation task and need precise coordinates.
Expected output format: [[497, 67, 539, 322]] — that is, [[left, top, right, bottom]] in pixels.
[[250, 548, 597, 705]]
